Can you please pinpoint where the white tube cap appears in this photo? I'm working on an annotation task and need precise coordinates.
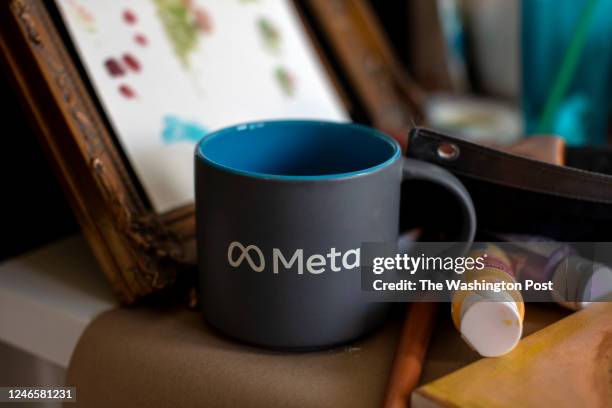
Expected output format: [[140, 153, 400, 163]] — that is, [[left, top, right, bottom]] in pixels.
[[460, 297, 523, 357]]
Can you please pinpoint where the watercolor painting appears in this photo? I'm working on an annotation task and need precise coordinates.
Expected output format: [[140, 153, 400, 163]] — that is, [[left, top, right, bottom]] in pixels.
[[55, 0, 347, 212]]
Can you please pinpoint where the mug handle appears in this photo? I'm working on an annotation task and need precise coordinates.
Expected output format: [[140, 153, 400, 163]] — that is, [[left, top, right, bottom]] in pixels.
[[401, 157, 476, 256]]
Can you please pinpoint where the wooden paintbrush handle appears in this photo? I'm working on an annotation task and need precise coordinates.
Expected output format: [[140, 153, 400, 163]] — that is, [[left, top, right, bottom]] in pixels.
[[383, 302, 438, 408]]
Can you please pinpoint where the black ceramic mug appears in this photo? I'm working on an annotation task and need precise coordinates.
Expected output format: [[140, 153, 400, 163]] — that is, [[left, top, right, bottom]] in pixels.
[[195, 120, 475, 349]]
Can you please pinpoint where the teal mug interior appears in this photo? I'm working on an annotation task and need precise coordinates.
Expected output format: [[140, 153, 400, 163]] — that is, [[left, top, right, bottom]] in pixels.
[[196, 120, 400, 180]]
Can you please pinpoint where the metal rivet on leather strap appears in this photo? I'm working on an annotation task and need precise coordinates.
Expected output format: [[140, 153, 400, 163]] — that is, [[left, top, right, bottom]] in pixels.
[[436, 142, 460, 160]]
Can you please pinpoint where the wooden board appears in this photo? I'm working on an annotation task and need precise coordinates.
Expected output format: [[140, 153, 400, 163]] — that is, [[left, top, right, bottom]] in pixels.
[[413, 302, 612, 408]]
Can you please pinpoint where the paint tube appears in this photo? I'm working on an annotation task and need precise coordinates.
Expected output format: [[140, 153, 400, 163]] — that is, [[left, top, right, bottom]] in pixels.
[[491, 234, 612, 311], [451, 243, 524, 357]]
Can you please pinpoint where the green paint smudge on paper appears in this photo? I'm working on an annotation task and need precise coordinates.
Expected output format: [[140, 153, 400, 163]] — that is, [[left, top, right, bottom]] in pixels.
[[152, 0, 200, 66], [275, 66, 295, 96], [257, 17, 281, 52]]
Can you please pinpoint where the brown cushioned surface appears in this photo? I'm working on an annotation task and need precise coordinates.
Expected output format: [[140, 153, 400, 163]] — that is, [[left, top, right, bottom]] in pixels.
[[66, 307, 400, 408]]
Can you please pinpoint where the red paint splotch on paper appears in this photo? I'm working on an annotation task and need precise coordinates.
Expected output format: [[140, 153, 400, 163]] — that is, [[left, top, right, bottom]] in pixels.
[[122, 53, 141, 73], [134, 33, 148, 47], [104, 58, 124, 77], [123, 9, 137, 25], [194, 8, 214, 34], [119, 84, 137, 99]]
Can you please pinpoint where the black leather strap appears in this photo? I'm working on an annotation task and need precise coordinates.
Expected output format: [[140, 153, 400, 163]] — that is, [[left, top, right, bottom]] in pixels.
[[406, 128, 612, 204]]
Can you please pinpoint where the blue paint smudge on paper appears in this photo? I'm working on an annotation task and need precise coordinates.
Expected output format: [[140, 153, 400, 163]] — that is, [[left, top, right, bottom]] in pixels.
[[162, 115, 209, 144]]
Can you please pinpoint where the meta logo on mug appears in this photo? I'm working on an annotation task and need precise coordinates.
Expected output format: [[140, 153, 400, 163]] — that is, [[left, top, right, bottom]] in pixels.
[[227, 241, 360, 275]]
